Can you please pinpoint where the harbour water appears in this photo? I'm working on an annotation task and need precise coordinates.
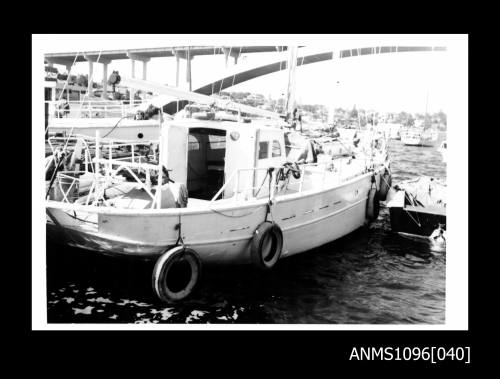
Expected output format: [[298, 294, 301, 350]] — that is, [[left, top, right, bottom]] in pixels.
[[45, 132, 446, 324]]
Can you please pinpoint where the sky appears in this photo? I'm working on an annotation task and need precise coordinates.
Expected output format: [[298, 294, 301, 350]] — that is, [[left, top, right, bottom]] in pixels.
[[37, 34, 456, 113]]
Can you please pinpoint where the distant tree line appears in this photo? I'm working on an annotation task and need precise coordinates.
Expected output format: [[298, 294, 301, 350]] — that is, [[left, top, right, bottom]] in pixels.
[[332, 105, 446, 129]]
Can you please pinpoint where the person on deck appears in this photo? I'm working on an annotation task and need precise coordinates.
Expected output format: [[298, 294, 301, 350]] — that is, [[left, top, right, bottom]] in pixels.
[[152, 166, 188, 208]]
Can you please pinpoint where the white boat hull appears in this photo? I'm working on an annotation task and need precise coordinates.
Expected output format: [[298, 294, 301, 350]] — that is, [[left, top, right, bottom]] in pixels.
[[48, 118, 161, 141], [46, 168, 382, 265]]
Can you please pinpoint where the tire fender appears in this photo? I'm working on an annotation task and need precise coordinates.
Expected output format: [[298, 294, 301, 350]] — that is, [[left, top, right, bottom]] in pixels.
[[366, 187, 380, 221], [251, 222, 283, 269], [378, 168, 392, 201], [152, 246, 202, 302]]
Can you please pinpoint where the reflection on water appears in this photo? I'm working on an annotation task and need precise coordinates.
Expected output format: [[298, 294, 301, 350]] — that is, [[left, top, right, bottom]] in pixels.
[[46, 134, 446, 324]]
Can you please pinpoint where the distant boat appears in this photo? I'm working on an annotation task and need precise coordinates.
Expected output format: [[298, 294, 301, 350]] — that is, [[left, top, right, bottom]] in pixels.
[[401, 127, 439, 147], [402, 92, 439, 147]]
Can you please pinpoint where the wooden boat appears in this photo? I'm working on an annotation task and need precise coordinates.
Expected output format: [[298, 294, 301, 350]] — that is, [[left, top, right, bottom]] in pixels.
[[45, 76, 392, 301]]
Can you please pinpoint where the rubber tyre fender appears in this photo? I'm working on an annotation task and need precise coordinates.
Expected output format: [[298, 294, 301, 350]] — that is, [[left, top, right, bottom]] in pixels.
[[152, 246, 202, 302], [366, 187, 380, 221], [378, 169, 392, 201], [251, 221, 283, 270]]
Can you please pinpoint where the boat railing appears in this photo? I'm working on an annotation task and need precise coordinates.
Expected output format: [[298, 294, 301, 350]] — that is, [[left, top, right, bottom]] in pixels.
[[210, 162, 331, 203], [46, 99, 146, 120], [99, 140, 159, 166], [90, 156, 160, 208], [47, 136, 95, 175], [47, 134, 162, 207], [91, 134, 162, 207], [49, 134, 158, 163], [48, 170, 89, 204]]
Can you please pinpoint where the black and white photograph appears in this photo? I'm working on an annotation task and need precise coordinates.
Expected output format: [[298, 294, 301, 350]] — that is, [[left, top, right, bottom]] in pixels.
[[32, 34, 468, 331]]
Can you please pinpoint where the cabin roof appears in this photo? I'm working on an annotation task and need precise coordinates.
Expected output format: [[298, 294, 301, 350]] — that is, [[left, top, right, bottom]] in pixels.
[[167, 118, 284, 133]]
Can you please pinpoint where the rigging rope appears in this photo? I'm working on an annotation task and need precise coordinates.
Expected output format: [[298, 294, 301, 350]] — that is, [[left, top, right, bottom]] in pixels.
[[265, 168, 275, 223], [57, 52, 80, 102], [46, 50, 104, 200], [273, 47, 285, 114], [211, 47, 216, 95], [61, 50, 103, 153], [45, 52, 81, 135], [218, 46, 232, 96], [254, 167, 271, 198], [230, 47, 242, 89], [101, 115, 135, 139]]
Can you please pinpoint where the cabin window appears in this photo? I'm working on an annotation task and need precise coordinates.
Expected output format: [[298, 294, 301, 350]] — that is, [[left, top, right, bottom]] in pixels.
[[208, 134, 226, 149], [272, 140, 281, 157], [259, 141, 269, 159], [188, 134, 200, 151]]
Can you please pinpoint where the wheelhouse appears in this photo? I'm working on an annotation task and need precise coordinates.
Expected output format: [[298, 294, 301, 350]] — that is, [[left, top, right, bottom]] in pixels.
[[160, 119, 286, 201]]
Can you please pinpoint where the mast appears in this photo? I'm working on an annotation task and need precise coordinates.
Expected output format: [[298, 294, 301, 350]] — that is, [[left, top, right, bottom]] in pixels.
[[285, 46, 298, 122]]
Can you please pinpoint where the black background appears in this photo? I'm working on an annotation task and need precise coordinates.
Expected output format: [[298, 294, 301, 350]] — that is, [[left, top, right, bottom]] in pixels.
[[20, 14, 480, 371]]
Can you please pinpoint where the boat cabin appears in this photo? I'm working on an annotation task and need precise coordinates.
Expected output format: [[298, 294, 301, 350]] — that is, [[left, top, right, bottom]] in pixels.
[[47, 118, 324, 209], [160, 119, 286, 200]]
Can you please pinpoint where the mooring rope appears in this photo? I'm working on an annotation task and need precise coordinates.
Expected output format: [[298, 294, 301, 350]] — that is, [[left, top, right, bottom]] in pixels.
[[265, 168, 275, 223], [175, 213, 185, 246], [404, 207, 422, 228], [403, 191, 422, 227]]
